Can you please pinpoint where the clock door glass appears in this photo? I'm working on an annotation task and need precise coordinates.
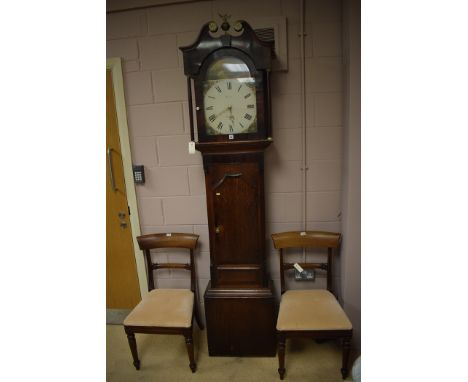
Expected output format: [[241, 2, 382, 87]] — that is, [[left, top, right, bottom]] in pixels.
[[203, 57, 257, 135]]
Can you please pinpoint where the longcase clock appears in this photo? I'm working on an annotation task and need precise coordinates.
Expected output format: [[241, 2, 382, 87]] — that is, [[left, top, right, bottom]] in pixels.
[[180, 19, 276, 356]]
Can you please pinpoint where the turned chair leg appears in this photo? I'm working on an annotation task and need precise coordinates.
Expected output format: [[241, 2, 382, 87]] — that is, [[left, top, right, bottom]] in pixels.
[[183, 329, 197, 373], [277, 332, 286, 380], [125, 331, 140, 370], [194, 301, 204, 330], [341, 337, 351, 379]]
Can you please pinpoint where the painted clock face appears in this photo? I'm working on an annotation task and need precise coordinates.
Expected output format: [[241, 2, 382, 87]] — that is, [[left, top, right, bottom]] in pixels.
[[202, 57, 258, 136], [203, 78, 257, 135]]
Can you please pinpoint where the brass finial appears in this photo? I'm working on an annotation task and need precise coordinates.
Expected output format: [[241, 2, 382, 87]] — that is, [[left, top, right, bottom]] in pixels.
[[218, 13, 231, 32], [208, 21, 218, 32], [233, 21, 243, 32]]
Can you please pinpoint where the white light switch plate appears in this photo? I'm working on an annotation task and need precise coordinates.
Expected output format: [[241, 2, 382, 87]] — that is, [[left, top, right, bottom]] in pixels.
[[188, 141, 195, 154]]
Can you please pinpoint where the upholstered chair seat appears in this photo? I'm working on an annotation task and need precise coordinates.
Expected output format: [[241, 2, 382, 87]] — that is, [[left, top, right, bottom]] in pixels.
[[123, 233, 204, 373], [124, 289, 194, 328], [271, 231, 353, 380], [277, 290, 352, 331]]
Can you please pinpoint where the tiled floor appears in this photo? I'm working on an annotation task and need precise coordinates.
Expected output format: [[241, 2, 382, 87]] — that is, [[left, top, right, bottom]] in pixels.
[[107, 325, 356, 381]]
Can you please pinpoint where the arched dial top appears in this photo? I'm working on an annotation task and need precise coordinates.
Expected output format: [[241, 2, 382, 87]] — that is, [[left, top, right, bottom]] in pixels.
[[203, 56, 258, 136]]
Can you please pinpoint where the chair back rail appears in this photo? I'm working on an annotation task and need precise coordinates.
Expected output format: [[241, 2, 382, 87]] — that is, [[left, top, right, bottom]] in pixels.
[[271, 231, 341, 295], [137, 232, 198, 249], [271, 231, 340, 249], [136, 233, 199, 292], [151, 263, 191, 270]]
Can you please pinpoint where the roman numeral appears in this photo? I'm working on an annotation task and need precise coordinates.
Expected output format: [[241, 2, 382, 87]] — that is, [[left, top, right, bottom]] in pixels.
[[244, 113, 252, 120], [206, 106, 214, 110], [227, 81, 232, 90], [209, 114, 216, 122], [239, 122, 244, 128], [244, 93, 251, 99], [247, 104, 254, 109], [208, 96, 215, 99], [217, 122, 223, 130], [215, 85, 222, 93], [238, 84, 242, 92], [229, 125, 233, 132]]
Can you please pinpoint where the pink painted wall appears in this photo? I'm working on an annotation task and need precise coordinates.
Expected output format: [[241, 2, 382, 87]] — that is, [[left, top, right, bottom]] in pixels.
[[341, 0, 361, 349], [107, 0, 348, 325]]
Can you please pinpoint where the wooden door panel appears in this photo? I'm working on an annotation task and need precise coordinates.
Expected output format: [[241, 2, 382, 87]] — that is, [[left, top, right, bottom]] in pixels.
[[106, 69, 141, 309], [209, 161, 262, 265], [204, 155, 267, 288]]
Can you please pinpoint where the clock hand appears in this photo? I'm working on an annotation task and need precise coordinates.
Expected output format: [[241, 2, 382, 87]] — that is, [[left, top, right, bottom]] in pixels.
[[228, 106, 235, 131], [214, 106, 230, 119], [228, 106, 235, 122]]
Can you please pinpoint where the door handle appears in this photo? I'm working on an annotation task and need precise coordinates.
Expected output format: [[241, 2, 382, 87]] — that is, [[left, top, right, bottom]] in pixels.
[[118, 211, 127, 229], [107, 147, 118, 192]]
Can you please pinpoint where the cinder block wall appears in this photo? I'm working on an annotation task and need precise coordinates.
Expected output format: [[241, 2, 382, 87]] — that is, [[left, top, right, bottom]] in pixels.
[[107, 0, 344, 323]]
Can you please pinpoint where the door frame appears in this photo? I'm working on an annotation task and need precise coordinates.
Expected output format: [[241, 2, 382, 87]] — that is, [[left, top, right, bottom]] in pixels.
[[107, 57, 148, 298]]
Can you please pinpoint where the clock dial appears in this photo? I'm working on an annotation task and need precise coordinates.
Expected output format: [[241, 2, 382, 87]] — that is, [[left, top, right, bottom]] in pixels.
[[203, 78, 257, 135]]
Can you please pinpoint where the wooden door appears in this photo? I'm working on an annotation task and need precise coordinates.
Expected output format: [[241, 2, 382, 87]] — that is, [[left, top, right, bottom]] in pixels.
[[106, 69, 141, 309], [205, 154, 266, 287], [212, 161, 261, 264]]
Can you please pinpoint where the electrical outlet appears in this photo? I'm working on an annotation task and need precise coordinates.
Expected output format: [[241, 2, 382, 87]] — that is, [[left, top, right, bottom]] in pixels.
[[294, 269, 315, 281]]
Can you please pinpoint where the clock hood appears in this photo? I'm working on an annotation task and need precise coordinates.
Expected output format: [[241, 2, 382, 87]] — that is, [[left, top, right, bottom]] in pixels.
[[179, 20, 273, 77]]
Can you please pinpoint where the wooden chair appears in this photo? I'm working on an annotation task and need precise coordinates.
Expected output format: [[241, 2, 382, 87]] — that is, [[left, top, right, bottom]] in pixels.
[[271, 231, 352, 380], [123, 233, 204, 373]]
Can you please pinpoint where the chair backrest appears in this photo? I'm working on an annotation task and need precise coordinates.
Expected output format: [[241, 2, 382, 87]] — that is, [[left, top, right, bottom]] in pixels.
[[136, 233, 199, 292], [271, 231, 341, 295]]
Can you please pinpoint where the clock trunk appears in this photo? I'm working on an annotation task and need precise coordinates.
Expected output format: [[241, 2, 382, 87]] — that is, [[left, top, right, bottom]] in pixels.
[[202, 149, 276, 356]]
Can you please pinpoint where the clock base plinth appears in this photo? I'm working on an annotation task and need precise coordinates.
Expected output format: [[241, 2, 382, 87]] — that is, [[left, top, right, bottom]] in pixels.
[[204, 281, 277, 357]]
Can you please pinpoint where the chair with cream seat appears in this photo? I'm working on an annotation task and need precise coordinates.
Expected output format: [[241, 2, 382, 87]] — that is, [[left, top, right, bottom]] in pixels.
[[123, 233, 204, 373], [271, 231, 352, 380]]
